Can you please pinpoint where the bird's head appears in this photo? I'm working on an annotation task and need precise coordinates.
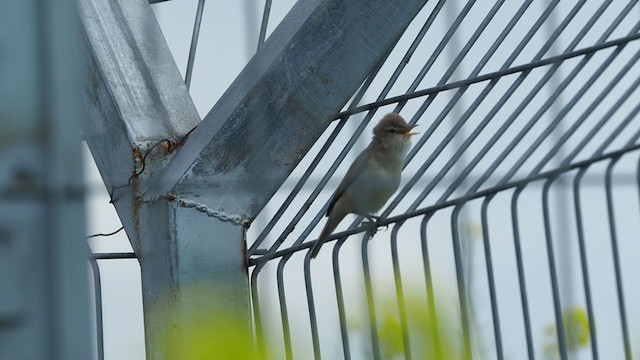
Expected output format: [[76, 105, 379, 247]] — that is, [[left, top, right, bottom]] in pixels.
[[373, 113, 418, 141], [371, 113, 419, 157]]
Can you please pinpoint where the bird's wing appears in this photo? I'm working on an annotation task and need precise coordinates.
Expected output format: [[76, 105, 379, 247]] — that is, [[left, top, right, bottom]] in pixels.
[[326, 146, 372, 216]]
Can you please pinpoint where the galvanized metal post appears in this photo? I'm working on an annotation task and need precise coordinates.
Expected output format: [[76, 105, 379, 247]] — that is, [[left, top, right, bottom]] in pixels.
[[81, 0, 202, 358], [81, 0, 427, 358], [0, 0, 91, 359]]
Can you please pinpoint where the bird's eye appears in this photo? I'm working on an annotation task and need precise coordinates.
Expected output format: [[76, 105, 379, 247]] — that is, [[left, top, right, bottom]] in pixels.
[[388, 128, 398, 134]]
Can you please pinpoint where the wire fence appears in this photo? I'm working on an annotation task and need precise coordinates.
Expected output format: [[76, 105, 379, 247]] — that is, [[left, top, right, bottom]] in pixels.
[[247, 1, 640, 359], [87, 1, 640, 359]]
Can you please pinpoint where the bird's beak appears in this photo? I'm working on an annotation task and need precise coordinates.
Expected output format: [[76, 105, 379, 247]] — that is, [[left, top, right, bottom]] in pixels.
[[401, 124, 419, 136]]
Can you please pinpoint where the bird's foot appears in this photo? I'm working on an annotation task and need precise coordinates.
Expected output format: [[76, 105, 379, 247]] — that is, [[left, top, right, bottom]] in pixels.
[[363, 215, 388, 234]]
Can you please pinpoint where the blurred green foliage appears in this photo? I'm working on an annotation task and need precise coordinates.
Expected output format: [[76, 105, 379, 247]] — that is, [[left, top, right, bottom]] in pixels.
[[361, 291, 465, 360], [542, 306, 591, 359], [157, 284, 268, 360], [161, 311, 260, 360], [153, 285, 600, 359]]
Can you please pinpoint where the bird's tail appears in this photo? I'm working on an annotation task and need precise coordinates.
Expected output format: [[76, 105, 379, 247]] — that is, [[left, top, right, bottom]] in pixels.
[[309, 211, 345, 259]]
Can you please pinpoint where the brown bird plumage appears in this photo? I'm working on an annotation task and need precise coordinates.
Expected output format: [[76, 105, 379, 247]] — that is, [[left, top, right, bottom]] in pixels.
[[309, 113, 417, 258]]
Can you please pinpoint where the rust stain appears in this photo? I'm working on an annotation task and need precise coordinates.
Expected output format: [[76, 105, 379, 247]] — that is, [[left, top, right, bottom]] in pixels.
[[131, 147, 143, 254], [157, 139, 182, 154], [321, 76, 332, 85], [163, 139, 176, 153], [131, 146, 144, 180], [132, 194, 142, 231]]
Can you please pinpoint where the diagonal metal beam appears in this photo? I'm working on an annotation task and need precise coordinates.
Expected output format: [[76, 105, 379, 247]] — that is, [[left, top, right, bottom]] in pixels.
[[147, 0, 429, 219], [81, 0, 200, 243]]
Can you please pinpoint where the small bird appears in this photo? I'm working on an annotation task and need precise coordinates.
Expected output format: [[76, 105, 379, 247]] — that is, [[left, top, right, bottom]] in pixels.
[[309, 113, 418, 258]]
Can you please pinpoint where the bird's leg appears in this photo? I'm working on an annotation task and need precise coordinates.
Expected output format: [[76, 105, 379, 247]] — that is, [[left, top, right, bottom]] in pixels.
[[361, 214, 388, 234], [364, 214, 380, 222]]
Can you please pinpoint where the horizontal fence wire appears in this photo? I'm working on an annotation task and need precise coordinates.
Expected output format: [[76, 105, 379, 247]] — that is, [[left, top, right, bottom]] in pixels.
[[249, 1, 640, 360]]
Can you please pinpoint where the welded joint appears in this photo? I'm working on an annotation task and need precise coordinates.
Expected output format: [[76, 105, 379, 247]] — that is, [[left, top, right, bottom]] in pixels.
[[165, 193, 251, 227]]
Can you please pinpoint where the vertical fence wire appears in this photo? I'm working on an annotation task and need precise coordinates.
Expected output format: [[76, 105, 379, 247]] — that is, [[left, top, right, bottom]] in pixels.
[[604, 157, 633, 360], [257, 0, 272, 51], [185, 0, 205, 89], [89, 258, 105, 360]]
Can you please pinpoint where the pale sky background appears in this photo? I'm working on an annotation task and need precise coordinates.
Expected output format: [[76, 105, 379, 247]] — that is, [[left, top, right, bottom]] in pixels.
[[85, 1, 640, 359]]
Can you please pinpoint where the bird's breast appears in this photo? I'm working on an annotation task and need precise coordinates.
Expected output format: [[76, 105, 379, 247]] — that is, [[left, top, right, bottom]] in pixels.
[[349, 162, 401, 214]]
